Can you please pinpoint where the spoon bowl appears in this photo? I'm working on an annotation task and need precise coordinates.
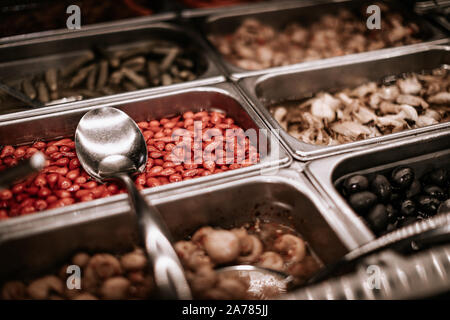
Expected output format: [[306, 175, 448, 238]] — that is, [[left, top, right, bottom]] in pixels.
[[75, 107, 147, 180], [75, 106, 191, 300]]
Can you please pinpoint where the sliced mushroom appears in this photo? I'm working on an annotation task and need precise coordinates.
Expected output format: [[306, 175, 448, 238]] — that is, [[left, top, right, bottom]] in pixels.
[[397, 76, 422, 95], [310, 93, 340, 122], [396, 94, 429, 108], [428, 92, 450, 105], [331, 121, 372, 138]]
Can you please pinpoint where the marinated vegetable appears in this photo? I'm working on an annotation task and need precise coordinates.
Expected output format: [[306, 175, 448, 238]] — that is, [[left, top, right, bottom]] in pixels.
[[1, 42, 202, 113], [1, 248, 154, 300], [175, 220, 322, 299], [270, 67, 450, 145], [209, 3, 422, 70], [1, 221, 321, 300]]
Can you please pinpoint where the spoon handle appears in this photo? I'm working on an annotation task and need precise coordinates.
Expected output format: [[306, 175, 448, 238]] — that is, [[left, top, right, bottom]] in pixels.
[[119, 174, 192, 300], [0, 152, 46, 191]]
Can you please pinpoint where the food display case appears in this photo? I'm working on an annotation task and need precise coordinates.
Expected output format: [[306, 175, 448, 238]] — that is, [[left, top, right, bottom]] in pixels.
[[0, 0, 449, 302], [0, 0, 177, 43]]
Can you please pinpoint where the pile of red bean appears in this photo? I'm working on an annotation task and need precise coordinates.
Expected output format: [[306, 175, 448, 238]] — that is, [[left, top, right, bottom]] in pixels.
[[0, 110, 259, 220], [0, 138, 125, 219]]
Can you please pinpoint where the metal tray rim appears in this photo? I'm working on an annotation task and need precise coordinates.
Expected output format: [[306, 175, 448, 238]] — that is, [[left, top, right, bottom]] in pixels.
[[230, 38, 450, 80], [0, 76, 226, 123], [181, 0, 327, 19], [0, 11, 177, 46]]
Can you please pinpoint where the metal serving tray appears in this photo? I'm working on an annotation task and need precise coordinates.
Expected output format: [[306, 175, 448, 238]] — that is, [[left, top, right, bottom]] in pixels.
[[239, 44, 450, 161], [0, 22, 225, 118], [201, 0, 447, 79], [305, 129, 450, 240], [0, 81, 291, 229], [0, 3, 177, 45], [0, 171, 359, 282]]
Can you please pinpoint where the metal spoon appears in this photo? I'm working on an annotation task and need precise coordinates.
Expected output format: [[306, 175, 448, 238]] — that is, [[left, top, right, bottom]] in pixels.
[[216, 265, 293, 299], [0, 151, 46, 191], [75, 106, 191, 300]]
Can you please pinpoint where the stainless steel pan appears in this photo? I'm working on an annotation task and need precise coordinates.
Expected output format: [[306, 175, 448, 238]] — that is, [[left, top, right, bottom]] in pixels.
[[0, 171, 356, 283], [240, 44, 450, 161], [0, 81, 291, 230], [0, 22, 224, 117], [305, 129, 450, 240], [201, 0, 447, 78]]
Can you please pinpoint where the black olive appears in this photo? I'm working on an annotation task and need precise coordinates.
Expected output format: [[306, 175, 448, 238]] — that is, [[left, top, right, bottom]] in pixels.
[[400, 199, 416, 216], [390, 193, 400, 201], [366, 204, 388, 232], [417, 195, 441, 215], [370, 174, 392, 203], [438, 199, 450, 214], [399, 216, 418, 228], [391, 166, 414, 190], [423, 185, 446, 201], [395, 215, 406, 226], [348, 191, 378, 214], [386, 204, 399, 222], [426, 168, 449, 188], [386, 223, 396, 232], [343, 175, 369, 195], [404, 179, 421, 199], [390, 193, 403, 209], [418, 211, 432, 219]]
